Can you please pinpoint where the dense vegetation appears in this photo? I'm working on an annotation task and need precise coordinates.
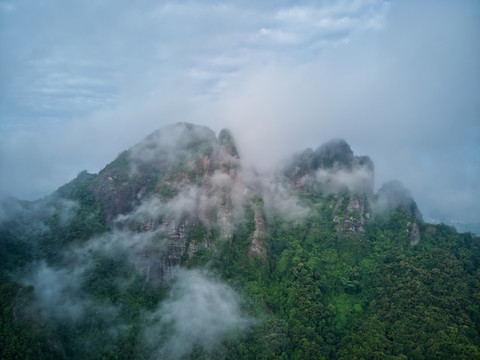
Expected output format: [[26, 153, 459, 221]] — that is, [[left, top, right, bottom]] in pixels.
[[206, 197, 480, 359], [1, 124, 479, 359], [1, 186, 479, 359]]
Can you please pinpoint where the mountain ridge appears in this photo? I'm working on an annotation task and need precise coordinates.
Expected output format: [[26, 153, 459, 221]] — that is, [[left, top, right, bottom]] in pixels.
[[0, 122, 479, 360]]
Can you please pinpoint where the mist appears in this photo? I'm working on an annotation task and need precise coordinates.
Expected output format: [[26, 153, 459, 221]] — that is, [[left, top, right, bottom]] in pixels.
[[12, 201, 252, 358], [1, 0, 479, 230], [260, 177, 310, 223], [144, 269, 251, 359], [17, 228, 163, 326], [22, 261, 90, 323]]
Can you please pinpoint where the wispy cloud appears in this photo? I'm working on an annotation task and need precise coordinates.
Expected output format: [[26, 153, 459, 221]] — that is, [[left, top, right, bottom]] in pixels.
[[0, 0, 478, 229], [144, 269, 251, 359]]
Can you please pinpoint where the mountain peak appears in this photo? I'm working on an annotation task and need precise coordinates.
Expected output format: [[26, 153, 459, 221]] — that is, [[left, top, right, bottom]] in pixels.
[[3, 123, 478, 360], [130, 122, 217, 163], [284, 138, 374, 196], [375, 180, 423, 221], [316, 138, 353, 158], [89, 123, 243, 223]]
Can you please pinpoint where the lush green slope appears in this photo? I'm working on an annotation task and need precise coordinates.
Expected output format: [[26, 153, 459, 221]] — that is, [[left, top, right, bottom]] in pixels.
[[207, 198, 480, 359], [1, 189, 479, 360], [1, 125, 479, 359]]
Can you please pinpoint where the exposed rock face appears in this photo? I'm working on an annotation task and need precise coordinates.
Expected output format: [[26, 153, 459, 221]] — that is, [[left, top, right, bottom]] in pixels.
[[89, 163, 145, 224], [333, 195, 369, 238], [247, 204, 267, 260], [99, 214, 193, 286], [407, 221, 421, 246], [344, 195, 366, 233], [87, 123, 245, 282], [90, 123, 219, 223], [283, 139, 374, 239], [204, 128, 242, 241], [77, 124, 425, 282]]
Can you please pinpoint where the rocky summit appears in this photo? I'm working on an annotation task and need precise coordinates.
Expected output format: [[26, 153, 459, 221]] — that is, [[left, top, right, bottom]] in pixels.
[[1, 122, 479, 360]]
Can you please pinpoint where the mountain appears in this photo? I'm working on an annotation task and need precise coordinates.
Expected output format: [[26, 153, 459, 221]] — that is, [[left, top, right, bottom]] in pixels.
[[1, 123, 479, 360]]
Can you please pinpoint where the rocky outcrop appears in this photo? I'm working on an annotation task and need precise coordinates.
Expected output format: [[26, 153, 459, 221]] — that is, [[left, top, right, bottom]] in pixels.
[[79, 124, 425, 283], [205, 128, 242, 241], [344, 196, 366, 233], [120, 216, 191, 285], [407, 221, 421, 246], [85, 123, 248, 283], [90, 123, 219, 223], [274, 138, 378, 239], [333, 195, 369, 238], [247, 204, 267, 260]]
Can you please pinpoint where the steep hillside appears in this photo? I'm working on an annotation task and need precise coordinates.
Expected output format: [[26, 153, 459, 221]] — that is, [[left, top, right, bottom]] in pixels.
[[1, 123, 479, 360]]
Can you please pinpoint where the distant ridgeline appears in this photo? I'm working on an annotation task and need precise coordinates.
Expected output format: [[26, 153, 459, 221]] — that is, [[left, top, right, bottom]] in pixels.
[[1, 122, 479, 360]]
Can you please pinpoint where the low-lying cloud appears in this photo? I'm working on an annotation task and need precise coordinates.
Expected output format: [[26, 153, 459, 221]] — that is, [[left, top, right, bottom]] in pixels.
[[144, 269, 251, 359], [1, 1, 478, 235], [373, 180, 422, 221], [261, 179, 310, 223], [18, 227, 253, 357], [315, 166, 374, 196], [19, 228, 164, 324], [23, 261, 90, 323]]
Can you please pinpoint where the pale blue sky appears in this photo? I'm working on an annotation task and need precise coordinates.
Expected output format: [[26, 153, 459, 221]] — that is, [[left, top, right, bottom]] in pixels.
[[1, 0, 479, 230]]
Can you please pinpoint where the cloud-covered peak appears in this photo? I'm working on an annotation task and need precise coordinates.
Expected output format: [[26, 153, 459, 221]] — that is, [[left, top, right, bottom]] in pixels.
[[0, 0, 478, 231], [282, 138, 375, 196], [315, 138, 354, 167], [375, 180, 423, 221], [129, 122, 217, 163]]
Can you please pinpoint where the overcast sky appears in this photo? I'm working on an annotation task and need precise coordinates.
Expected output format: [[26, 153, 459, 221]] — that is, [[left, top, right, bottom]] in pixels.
[[1, 0, 479, 230]]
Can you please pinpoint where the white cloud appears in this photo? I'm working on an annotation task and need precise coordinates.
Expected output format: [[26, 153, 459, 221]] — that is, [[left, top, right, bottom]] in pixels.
[[316, 166, 374, 195], [144, 269, 251, 359], [0, 0, 478, 230], [23, 261, 91, 323], [262, 179, 310, 223], [257, 27, 299, 44]]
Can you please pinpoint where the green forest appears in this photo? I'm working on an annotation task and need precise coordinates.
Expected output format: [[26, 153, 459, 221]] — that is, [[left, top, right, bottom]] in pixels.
[[1, 126, 479, 359], [1, 182, 479, 360]]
